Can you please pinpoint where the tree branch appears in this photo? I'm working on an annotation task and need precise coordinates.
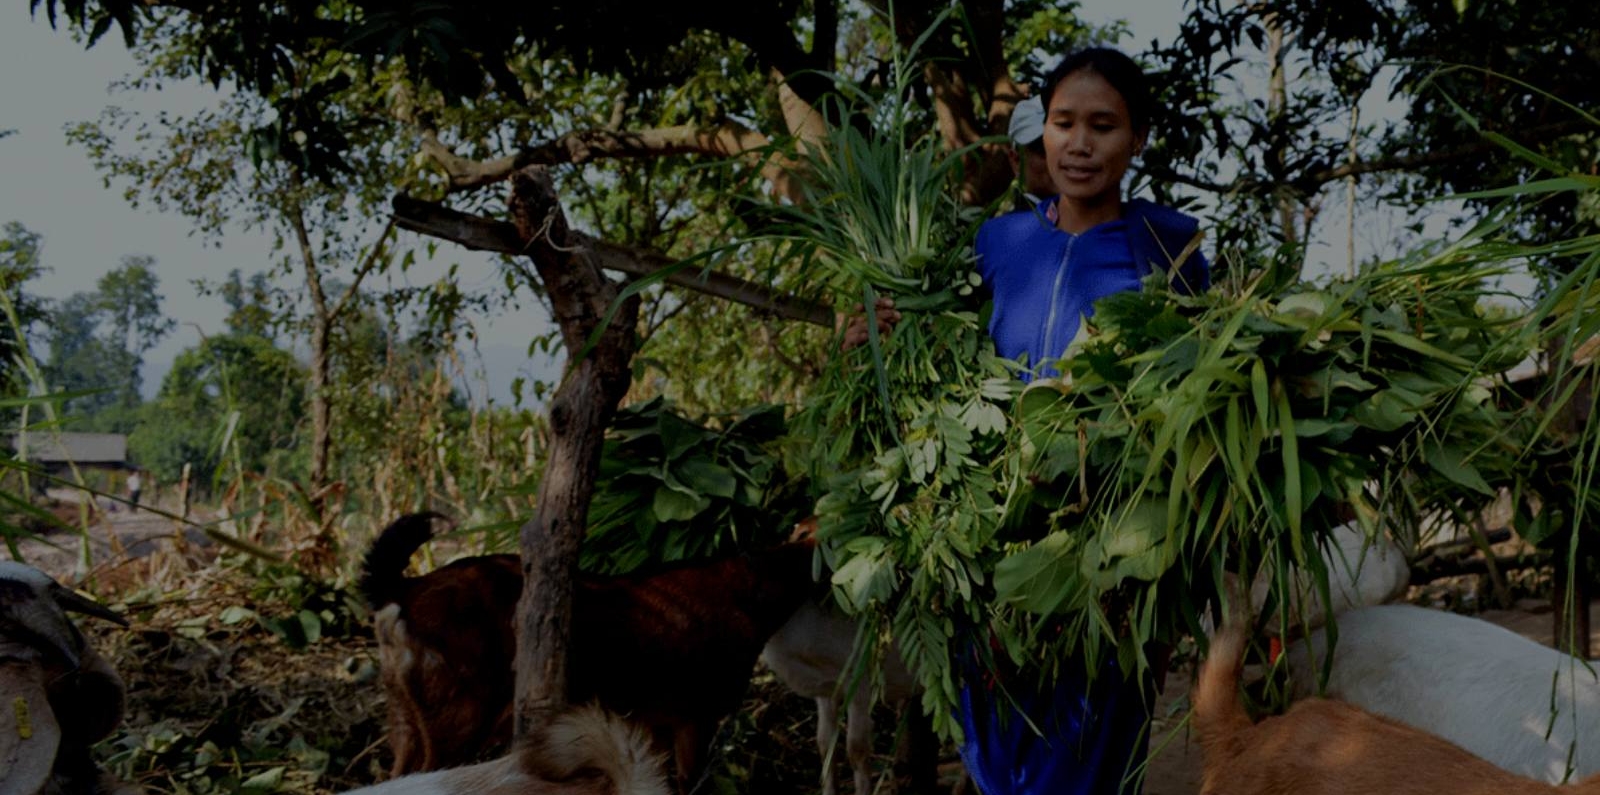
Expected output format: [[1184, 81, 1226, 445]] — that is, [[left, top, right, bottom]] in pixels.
[[331, 216, 396, 323], [390, 194, 834, 328], [420, 119, 805, 198], [772, 70, 827, 153], [1143, 118, 1596, 198], [925, 63, 983, 151]]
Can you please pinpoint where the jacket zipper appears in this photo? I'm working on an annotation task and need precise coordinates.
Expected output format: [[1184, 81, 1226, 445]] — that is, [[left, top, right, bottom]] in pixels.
[[1039, 234, 1077, 372]]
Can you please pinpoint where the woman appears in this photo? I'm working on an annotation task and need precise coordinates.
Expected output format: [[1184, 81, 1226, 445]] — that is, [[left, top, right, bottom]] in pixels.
[[958, 48, 1209, 795], [979, 48, 1208, 384], [843, 47, 1210, 794]]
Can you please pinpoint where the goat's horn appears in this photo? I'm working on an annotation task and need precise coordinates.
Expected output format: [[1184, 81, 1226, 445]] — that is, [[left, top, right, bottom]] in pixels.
[[49, 584, 129, 627]]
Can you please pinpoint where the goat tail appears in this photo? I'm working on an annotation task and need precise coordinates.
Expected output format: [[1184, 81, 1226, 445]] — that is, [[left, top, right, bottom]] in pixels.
[[1193, 621, 1254, 761], [522, 705, 671, 795], [360, 513, 448, 608]]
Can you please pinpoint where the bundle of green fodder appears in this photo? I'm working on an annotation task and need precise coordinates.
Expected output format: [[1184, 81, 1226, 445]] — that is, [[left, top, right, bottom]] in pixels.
[[777, 109, 1019, 734], [791, 172, 1540, 738], [983, 258, 1536, 688]]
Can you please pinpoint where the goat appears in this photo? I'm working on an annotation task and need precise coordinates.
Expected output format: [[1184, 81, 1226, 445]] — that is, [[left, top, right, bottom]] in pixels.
[[338, 704, 669, 795], [1194, 614, 1600, 795], [1281, 603, 1600, 783], [762, 600, 934, 795], [0, 560, 138, 795], [360, 515, 521, 775], [1250, 520, 1410, 638], [360, 513, 820, 792]]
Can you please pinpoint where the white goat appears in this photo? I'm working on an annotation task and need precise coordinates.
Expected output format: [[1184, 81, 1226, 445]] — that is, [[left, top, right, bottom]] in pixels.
[[1252, 520, 1411, 636], [0, 560, 138, 795], [338, 704, 669, 795], [1283, 603, 1600, 783], [762, 601, 922, 795]]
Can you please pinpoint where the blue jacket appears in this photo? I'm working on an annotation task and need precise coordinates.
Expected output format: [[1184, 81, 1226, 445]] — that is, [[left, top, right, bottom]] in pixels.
[[976, 198, 1209, 380]]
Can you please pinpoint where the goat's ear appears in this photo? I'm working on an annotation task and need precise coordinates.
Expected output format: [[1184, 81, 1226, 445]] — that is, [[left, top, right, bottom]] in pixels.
[[0, 658, 63, 795], [49, 583, 129, 628], [789, 516, 820, 544]]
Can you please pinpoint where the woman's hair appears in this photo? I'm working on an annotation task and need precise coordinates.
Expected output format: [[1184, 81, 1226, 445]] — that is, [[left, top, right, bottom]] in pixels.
[[1040, 47, 1153, 134]]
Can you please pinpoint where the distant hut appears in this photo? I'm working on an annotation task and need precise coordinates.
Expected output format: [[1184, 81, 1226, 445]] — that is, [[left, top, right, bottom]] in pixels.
[[4, 433, 131, 501]]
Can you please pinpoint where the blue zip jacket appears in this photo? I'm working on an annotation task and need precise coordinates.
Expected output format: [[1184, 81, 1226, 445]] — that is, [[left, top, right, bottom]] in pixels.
[[976, 197, 1209, 380]]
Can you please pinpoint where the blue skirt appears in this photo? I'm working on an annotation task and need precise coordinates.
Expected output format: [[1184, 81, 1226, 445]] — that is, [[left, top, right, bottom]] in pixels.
[[958, 647, 1155, 795]]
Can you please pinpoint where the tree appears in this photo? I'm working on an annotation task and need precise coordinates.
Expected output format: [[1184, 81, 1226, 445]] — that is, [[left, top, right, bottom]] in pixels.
[[128, 331, 307, 484], [43, 256, 174, 420], [0, 222, 51, 397], [218, 268, 278, 338], [43, 293, 131, 418], [96, 255, 177, 407], [65, 28, 426, 550]]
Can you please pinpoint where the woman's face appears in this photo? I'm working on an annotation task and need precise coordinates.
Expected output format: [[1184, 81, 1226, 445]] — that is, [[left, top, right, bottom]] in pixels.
[[1042, 70, 1145, 209]]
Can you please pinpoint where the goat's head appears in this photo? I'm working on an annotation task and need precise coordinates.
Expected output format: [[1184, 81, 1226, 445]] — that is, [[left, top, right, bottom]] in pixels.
[[0, 561, 127, 669], [0, 562, 131, 795]]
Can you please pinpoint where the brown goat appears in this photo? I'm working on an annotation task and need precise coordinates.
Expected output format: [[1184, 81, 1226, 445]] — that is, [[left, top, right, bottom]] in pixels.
[[337, 704, 670, 795], [1193, 620, 1600, 795], [360, 513, 820, 791]]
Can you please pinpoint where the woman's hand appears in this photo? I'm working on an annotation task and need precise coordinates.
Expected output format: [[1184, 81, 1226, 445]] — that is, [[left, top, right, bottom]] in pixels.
[[837, 297, 902, 351]]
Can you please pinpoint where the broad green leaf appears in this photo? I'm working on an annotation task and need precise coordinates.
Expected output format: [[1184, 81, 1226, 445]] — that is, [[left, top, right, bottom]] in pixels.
[[676, 457, 738, 499], [994, 532, 1086, 615], [651, 486, 708, 522], [1423, 442, 1495, 495]]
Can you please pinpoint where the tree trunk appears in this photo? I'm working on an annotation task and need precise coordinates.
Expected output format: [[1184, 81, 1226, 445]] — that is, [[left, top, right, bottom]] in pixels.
[[289, 187, 339, 569], [506, 166, 641, 736], [1265, 12, 1298, 249]]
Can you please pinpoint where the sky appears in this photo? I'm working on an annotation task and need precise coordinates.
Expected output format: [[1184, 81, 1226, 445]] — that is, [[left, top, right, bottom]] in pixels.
[[0, 7, 559, 406], [0, 2, 1499, 408]]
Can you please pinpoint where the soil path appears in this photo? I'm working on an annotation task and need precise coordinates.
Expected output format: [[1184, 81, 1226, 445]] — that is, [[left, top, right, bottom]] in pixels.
[[3, 488, 210, 585]]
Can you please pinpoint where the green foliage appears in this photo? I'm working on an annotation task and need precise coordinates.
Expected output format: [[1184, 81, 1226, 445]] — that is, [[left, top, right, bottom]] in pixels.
[[995, 259, 1529, 671], [0, 222, 51, 398], [1138, 0, 1600, 263], [43, 256, 176, 417], [1003, 0, 1126, 90], [582, 397, 810, 574], [39, 0, 830, 177], [775, 46, 1024, 738], [217, 269, 280, 338], [128, 332, 307, 484], [43, 292, 134, 418]]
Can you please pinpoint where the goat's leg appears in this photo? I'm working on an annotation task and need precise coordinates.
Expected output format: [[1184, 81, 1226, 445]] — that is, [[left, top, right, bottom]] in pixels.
[[891, 700, 940, 795], [845, 688, 875, 795], [816, 695, 840, 795], [672, 720, 708, 795]]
